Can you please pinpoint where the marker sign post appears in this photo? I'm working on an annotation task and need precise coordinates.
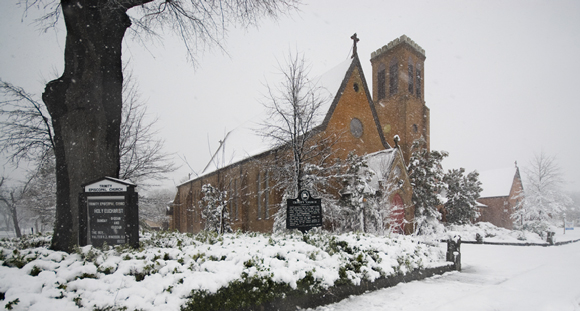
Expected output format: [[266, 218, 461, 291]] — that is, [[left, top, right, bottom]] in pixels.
[[564, 220, 574, 234], [79, 177, 138, 248], [286, 190, 322, 233]]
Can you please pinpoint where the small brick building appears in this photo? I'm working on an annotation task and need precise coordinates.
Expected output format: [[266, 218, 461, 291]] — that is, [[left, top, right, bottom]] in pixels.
[[170, 35, 430, 234], [476, 165, 524, 229]]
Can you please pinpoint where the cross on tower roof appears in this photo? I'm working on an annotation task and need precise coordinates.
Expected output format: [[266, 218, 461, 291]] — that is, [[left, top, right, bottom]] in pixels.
[[351, 33, 359, 58]]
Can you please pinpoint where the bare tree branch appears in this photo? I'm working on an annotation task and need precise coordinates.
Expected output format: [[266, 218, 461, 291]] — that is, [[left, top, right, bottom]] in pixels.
[[259, 51, 329, 194], [0, 71, 177, 185], [0, 79, 54, 164], [257, 51, 344, 231], [118, 68, 178, 185]]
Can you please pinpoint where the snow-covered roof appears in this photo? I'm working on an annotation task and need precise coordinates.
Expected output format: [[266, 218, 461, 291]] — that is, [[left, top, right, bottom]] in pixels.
[[179, 58, 358, 186], [478, 167, 518, 198], [365, 149, 399, 190], [312, 58, 353, 126]]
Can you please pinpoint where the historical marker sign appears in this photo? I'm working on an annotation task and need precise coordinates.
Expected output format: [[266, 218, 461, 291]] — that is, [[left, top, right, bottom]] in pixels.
[[287, 190, 322, 232], [79, 177, 139, 247]]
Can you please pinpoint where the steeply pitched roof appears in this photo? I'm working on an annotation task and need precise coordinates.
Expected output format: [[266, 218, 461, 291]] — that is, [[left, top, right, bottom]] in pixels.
[[317, 55, 390, 150], [478, 167, 518, 198]]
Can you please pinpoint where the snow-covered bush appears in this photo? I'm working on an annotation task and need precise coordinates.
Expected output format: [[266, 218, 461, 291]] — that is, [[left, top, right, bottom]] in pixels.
[[338, 152, 376, 232], [335, 152, 404, 235], [0, 231, 446, 311], [443, 222, 549, 244]]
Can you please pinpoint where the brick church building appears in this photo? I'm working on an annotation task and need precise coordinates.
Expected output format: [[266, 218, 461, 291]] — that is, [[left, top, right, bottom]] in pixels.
[[476, 165, 524, 229], [169, 35, 430, 235]]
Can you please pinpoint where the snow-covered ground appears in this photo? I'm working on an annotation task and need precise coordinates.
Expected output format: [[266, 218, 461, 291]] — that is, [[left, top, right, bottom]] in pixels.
[[308, 227, 580, 311], [441, 222, 580, 244], [0, 231, 446, 311], [2, 225, 578, 311]]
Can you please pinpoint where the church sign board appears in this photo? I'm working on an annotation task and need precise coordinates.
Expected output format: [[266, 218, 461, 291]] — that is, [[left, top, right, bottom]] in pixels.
[[79, 177, 139, 248], [286, 190, 322, 232]]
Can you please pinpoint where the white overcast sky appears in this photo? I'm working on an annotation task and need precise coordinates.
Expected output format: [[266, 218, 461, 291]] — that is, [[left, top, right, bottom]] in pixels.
[[1, 0, 579, 193]]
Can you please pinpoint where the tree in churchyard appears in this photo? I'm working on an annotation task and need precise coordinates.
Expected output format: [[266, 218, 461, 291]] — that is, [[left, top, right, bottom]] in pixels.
[[0, 80, 54, 164], [19, 156, 58, 233], [259, 52, 339, 232], [407, 138, 448, 235], [512, 152, 572, 235], [338, 152, 375, 232], [1, 78, 176, 184], [0, 155, 61, 236], [199, 184, 231, 235], [443, 168, 482, 225], [0, 177, 24, 237], [0, 158, 57, 237], [139, 187, 175, 229], [565, 192, 580, 225], [0, 175, 41, 237], [16, 0, 298, 252], [338, 152, 407, 235]]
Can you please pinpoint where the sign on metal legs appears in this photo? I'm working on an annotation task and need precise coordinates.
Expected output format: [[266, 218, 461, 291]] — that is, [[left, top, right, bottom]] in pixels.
[[286, 190, 322, 233]]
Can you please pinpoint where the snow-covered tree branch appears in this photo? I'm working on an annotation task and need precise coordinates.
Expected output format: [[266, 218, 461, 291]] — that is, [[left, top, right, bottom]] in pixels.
[[513, 151, 572, 235], [199, 184, 231, 234], [407, 138, 448, 235], [443, 168, 482, 225], [258, 52, 341, 231]]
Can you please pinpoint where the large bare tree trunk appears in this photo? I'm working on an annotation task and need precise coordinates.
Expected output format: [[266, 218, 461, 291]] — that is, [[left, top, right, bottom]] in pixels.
[[43, 1, 131, 252]]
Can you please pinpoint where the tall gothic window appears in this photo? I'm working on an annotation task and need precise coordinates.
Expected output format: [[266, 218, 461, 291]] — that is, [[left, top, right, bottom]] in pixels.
[[257, 172, 261, 220], [377, 69, 386, 100], [197, 190, 202, 224], [408, 63, 414, 93], [389, 61, 398, 96], [234, 179, 239, 220], [416, 68, 422, 98], [264, 170, 270, 219], [186, 190, 193, 232]]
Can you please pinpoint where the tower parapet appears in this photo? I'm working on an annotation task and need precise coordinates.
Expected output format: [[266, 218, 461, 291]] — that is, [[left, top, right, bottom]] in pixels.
[[371, 35, 425, 60]]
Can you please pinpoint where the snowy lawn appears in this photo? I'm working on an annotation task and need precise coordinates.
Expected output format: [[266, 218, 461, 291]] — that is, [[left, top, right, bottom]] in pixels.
[[307, 232, 580, 311], [0, 231, 446, 311], [440, 222, 580, 244]]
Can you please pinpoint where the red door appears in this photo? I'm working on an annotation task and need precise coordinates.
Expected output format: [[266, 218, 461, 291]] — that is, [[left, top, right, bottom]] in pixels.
[[391, 194, 405, 234]]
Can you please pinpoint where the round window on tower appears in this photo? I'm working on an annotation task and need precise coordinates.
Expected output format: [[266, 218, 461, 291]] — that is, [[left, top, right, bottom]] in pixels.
[[350, 118, 363, 138]]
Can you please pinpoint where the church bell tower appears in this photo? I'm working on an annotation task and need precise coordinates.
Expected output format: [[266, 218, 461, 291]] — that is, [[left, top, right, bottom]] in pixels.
[[370, 35, 430, 164]]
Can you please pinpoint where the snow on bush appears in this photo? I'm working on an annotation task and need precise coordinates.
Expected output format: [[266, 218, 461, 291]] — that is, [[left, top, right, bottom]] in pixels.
[[0, 231, 446, 311], [441, 222, 549, 243]]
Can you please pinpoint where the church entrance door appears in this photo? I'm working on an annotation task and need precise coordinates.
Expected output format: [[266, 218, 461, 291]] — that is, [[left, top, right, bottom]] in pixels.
[[391, 194, 405, 234]]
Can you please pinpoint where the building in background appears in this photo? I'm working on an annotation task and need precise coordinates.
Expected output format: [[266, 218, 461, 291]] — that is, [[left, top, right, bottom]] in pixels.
[[476, 164, 524, 229]]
